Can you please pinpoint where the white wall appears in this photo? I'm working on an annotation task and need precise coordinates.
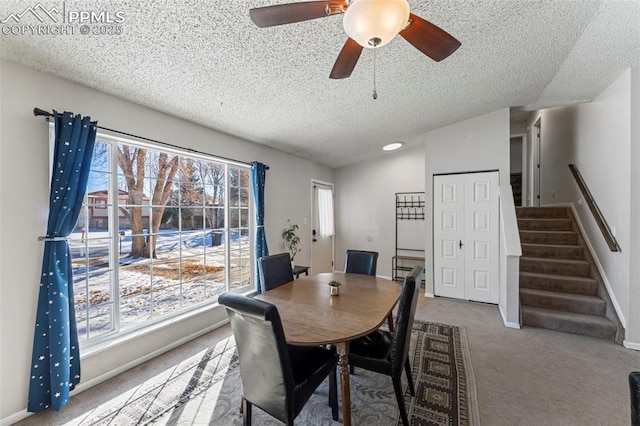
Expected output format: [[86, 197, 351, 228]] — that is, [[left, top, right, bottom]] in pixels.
[[628, 67, 640, 348], [511, 121, 527, 135], [424, 108, 510, 305], [530, 70, 631, 334], [334, 143, 425, 277], [0, 60, 333, 421]]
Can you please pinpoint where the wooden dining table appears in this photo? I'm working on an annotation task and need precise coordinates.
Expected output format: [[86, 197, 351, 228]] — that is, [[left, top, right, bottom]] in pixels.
[[254, 272, 402, 426]]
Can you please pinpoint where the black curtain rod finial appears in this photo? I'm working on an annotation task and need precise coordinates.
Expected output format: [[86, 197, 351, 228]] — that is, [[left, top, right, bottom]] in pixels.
[[34, 107, 52, 117]]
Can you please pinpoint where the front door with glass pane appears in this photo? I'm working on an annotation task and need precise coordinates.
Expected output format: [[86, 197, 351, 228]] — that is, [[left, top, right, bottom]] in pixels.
[[311, 181, 334, 273]]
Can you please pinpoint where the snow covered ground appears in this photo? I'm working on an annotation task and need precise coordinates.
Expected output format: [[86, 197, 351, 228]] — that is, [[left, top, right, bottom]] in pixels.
[[70, 229, 251, 340]]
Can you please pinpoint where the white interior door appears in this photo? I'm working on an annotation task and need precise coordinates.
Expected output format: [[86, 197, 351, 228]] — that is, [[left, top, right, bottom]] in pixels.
[[434, 175, 465, 299], [463, 172, 499, 303], [311, 181, 334, 273], [433, 171, 499, 303]]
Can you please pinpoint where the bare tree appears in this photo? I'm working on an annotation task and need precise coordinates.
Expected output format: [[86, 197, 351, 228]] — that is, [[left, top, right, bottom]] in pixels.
[[117, 145, 180, 258], [177, 158, 202, 229], [194, 160, 226, 229], [229, 167, 250, 228], [145, 152, 180, 257]]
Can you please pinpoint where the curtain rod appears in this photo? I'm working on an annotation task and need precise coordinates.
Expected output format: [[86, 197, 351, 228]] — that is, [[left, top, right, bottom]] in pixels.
[[33, 107, 268, 170]]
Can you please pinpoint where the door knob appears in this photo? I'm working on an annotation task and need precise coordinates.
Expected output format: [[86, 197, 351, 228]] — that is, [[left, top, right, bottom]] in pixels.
[[459, 240, 463, 249]]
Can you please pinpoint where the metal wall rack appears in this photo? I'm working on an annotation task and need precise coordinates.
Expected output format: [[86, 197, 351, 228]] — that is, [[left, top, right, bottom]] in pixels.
[[392, 192, 426, 282]]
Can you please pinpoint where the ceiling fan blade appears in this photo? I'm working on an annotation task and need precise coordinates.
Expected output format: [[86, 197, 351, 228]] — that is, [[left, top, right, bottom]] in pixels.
[[330, 38, 363, 79], [250, 1, 347, 28], [400, 13, 461, 62]]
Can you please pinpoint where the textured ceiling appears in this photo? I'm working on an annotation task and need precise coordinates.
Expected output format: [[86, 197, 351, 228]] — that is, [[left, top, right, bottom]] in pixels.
[[1, 0, 638, 168]]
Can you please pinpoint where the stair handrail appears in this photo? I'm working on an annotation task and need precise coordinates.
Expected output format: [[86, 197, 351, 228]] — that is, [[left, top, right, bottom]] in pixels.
[[568, 164, 620, 252]]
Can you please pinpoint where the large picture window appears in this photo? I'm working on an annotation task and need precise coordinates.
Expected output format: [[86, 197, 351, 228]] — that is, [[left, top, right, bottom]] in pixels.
[[62, 132, 253, 344]]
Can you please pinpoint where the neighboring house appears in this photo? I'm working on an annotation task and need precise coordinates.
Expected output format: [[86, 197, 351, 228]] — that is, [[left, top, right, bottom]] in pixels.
[[85, 189, 228, 231], [86, 189, 150, 230]]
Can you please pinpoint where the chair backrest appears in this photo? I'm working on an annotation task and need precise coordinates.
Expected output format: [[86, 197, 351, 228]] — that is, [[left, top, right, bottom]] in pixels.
[[390, 266, 424, 375], [259, 252, 294, 291], [218, 292, 294, 423], [344, 249, 379, 276], [631, 371, 640, 426]]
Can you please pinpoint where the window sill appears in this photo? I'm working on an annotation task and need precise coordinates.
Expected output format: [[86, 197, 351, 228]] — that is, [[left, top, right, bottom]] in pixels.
[[80, 288, 256, 359]]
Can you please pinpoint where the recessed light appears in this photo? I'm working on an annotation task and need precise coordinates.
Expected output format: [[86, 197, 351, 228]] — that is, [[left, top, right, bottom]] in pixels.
[[383, 142, 403, 151]]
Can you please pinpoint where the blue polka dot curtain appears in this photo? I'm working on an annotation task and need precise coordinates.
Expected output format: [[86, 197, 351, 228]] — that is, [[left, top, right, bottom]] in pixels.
[[28, 111, 97, 412], [251, 162, 269, 293]]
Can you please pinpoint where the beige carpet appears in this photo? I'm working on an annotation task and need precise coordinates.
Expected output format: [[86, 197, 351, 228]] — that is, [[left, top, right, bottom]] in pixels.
[[16, 294, 640, 426], [419, 296, 640, 425], [33, 321, 477, 425]]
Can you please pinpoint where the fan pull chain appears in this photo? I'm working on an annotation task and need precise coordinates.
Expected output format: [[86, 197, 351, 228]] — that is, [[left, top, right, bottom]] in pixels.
[[372, 45, 378, 100]]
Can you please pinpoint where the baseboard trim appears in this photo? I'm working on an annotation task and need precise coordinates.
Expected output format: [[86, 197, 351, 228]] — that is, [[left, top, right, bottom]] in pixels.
[[499, 303, 521, 329], [548, 202, 627, 328], [504, 321, 521, 329], [76, 317, 229, 392], [623, 340, 640, 351], [0, 409, 29, 426], [0, 318, 230, 426]]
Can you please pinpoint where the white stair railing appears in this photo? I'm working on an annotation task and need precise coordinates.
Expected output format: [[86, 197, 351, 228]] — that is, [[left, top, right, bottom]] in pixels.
[[499, 185, 522, 329]]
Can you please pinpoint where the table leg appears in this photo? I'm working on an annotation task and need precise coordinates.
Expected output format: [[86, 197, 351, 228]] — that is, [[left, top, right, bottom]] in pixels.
[[387, 312, 394, 332], [336, 342, 351, 426]]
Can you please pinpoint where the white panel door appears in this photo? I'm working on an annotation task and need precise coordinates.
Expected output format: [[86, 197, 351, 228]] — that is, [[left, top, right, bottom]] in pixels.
[[433, 171, 499, 303], [463, 172, 499, 303], [433, 175, 465, 299]]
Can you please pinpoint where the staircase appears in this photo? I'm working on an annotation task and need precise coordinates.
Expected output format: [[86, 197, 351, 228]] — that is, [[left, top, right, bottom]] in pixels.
[[510, 173, 522, 206], [517, 206, 621, 341]]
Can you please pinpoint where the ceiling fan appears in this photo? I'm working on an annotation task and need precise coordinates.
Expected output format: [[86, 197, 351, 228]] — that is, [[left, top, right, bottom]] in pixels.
[[249, 0, 461, 79]]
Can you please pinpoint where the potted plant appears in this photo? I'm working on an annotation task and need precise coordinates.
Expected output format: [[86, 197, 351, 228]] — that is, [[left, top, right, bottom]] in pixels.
[[328, 280, 341, 296], [282, 221, 301, 267]]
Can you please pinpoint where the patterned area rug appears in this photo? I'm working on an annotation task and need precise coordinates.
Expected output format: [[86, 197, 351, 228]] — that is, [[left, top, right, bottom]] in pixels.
[[77, 321, 478, 425], [404, 322, 480, 426]]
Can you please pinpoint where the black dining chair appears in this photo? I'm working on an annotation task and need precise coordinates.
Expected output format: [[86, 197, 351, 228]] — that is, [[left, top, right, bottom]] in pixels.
[[219, 292, 338, 425], [344, 249, 383, 374], [348, 266, 423, 426], [258, 252, 294, 291], [631, 371, 640, 426], [344, 249, 379, 276]]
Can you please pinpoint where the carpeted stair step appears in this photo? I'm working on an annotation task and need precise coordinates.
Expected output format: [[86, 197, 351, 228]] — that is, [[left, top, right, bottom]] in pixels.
[[521, 306, 617, 340], [516, 207, 569, 219], [520, 230, 578, 245], [521, 243, 584, 260], [519, 272, 598, 296], [520, 257, 590, 277], [520, 288, 606, 315], [517, 206, 622, 343], [518, 218, 573, 231]]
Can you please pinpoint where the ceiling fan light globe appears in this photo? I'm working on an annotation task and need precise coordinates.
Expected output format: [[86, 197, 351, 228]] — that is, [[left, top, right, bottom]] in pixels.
[[343, 0, 410, 49]]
